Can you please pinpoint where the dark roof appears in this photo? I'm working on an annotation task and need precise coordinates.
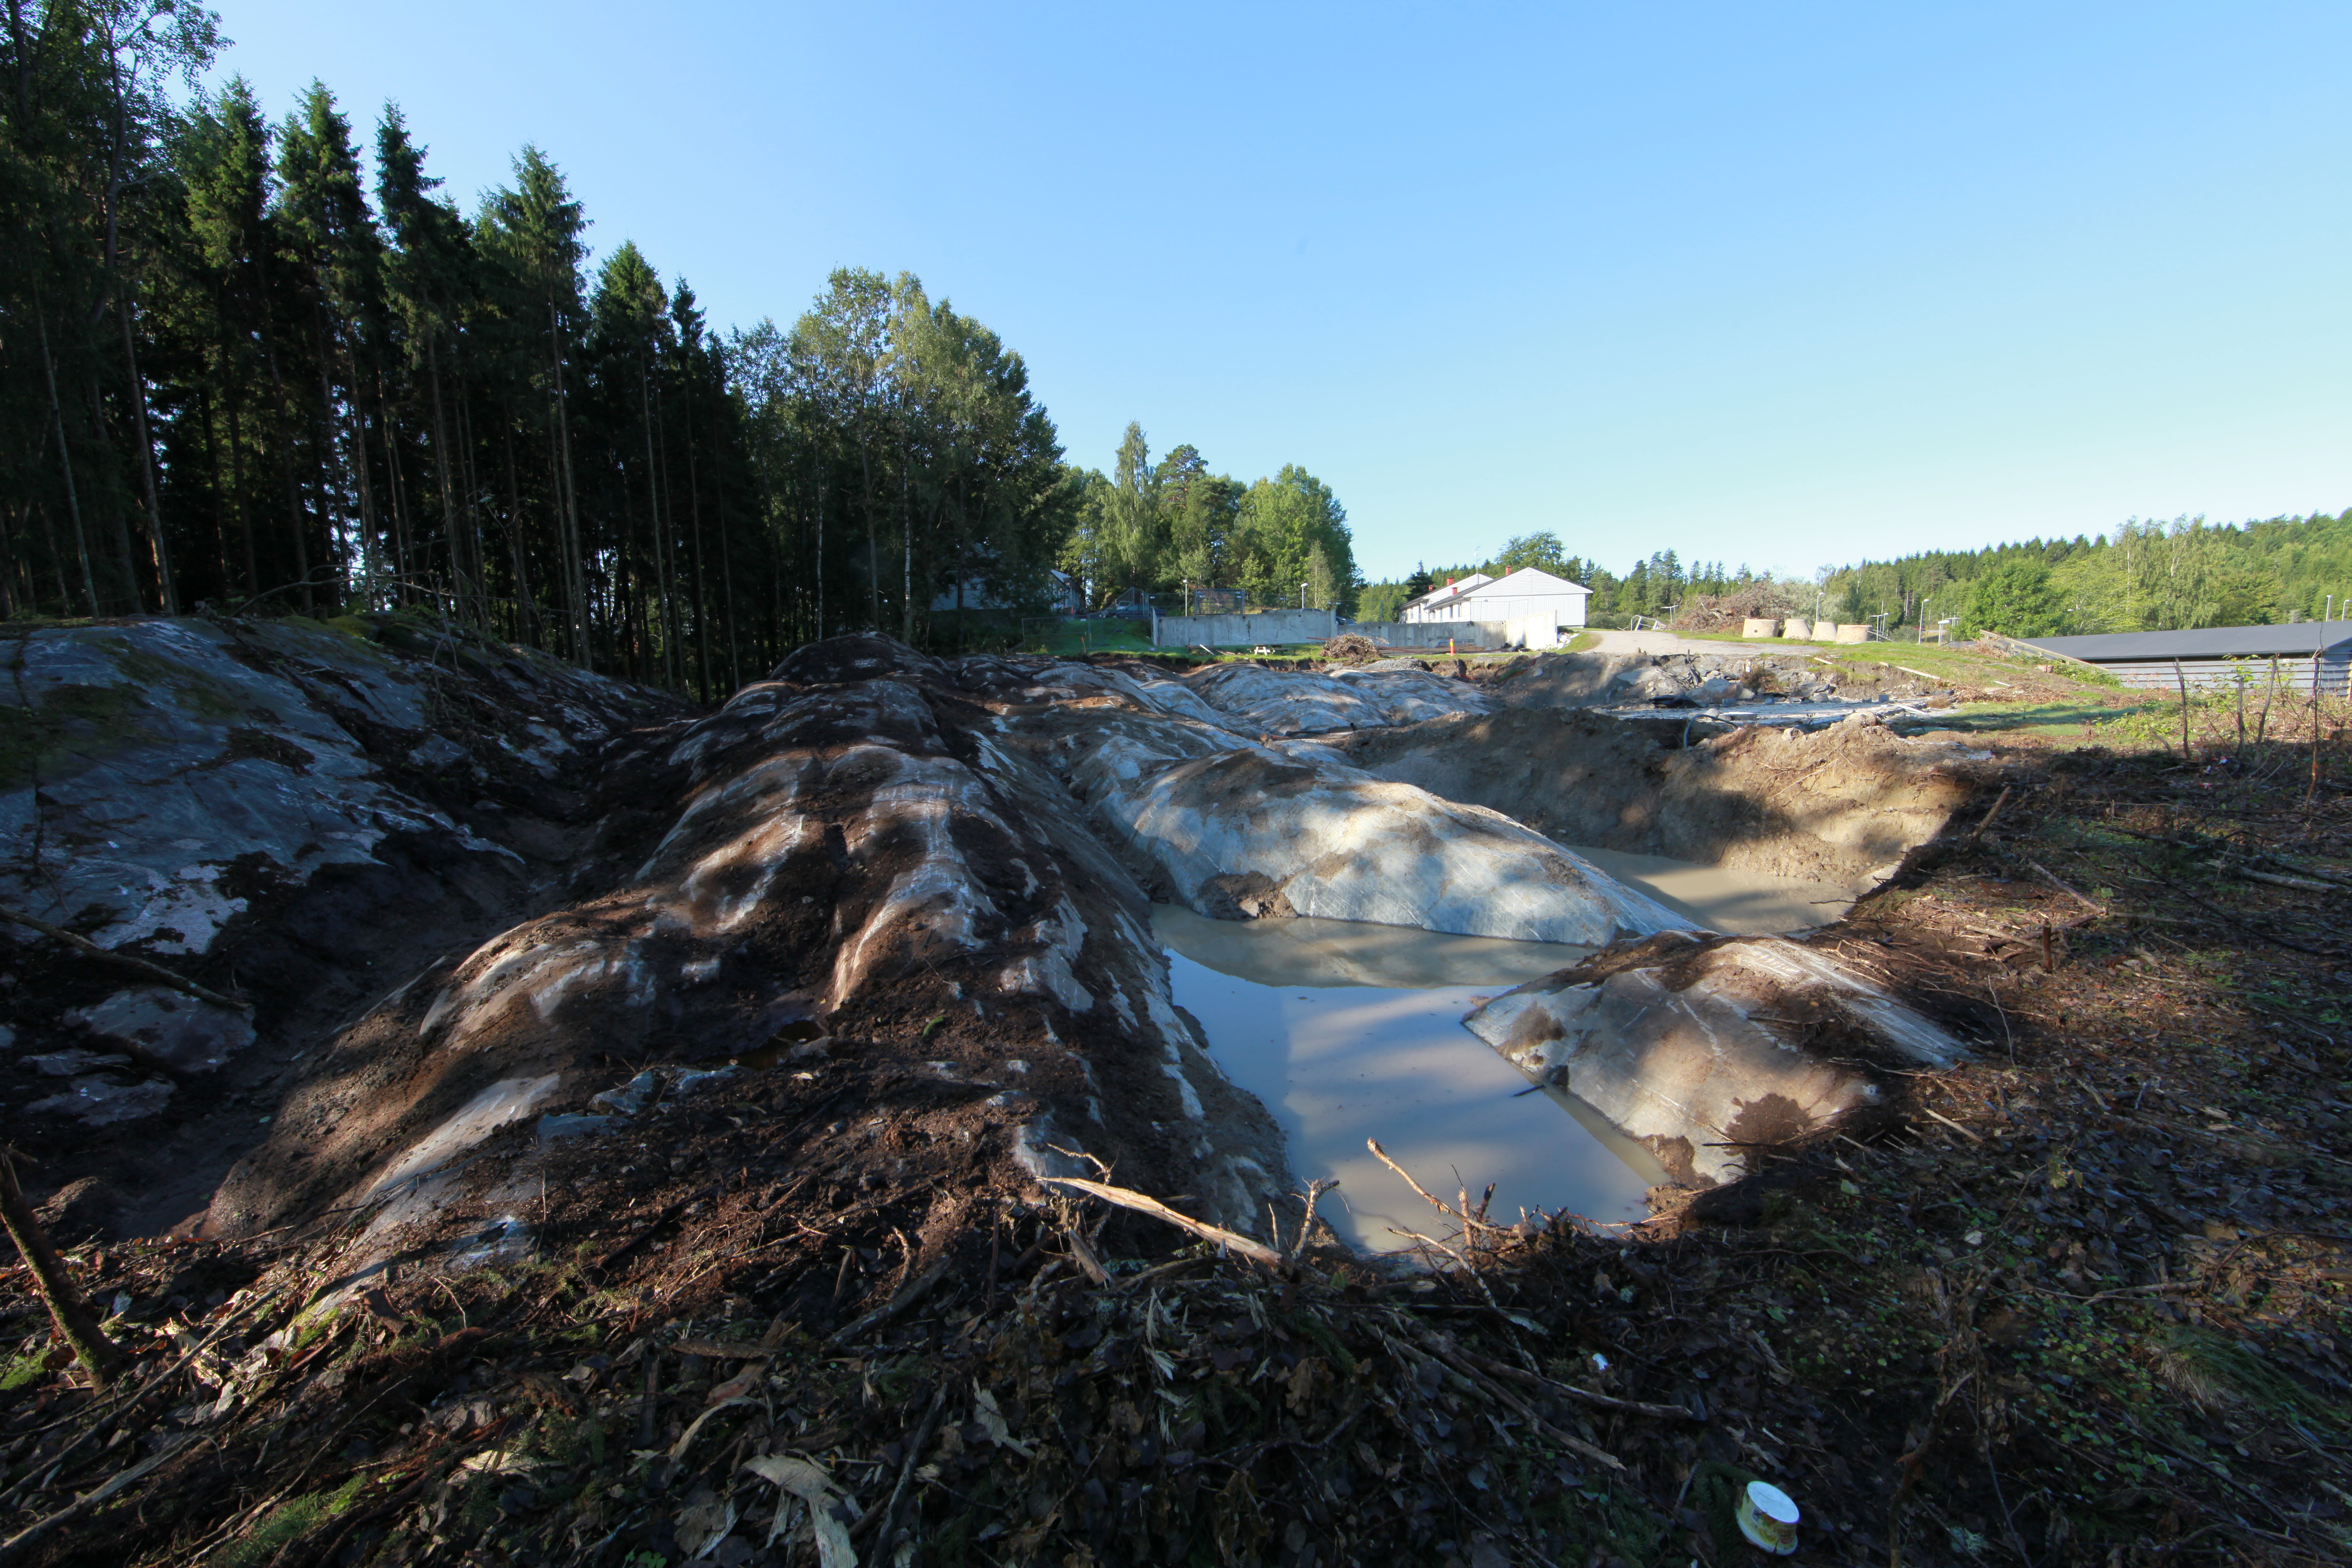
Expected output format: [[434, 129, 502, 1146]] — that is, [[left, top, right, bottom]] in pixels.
[[2022, 621, 2352, 661]]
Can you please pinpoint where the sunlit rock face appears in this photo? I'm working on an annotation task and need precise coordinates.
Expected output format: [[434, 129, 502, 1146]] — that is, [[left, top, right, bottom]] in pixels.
[[1074, 743, 1692, 946], [1176, 661, 1490, 735], [967, 660, 1682, 946], [1465, 932, 1968, 1186], [1, 617, 651, 958]]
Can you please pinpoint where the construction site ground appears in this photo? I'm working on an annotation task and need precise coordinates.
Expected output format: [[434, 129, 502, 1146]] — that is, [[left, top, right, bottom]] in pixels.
[[2, 645, 2348, 1568]]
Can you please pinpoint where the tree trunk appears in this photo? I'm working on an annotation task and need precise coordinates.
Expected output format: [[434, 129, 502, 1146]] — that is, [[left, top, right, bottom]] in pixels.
[[116, 281, 175, 611], [550, 300, 589, 665], [34, 301, 99, 616], [0, 1151, 125, 1389], [425, 333, 468, 625]]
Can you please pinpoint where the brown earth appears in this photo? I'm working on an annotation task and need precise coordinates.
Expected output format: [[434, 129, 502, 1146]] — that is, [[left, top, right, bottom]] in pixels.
[[1, 651, 2347, 1567], [1325, 706, 1986, 887]]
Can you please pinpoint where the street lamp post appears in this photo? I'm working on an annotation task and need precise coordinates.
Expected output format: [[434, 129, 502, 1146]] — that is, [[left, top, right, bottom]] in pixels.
[[1300, 582, 1308, 610]]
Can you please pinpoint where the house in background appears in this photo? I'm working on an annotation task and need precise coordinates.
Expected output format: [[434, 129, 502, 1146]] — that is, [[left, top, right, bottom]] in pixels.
[[1399, 567, 1591, 644], [2020, 621, 2352, 696], [1399, 572, 1494, 622], [930, 566, 1085, 616]]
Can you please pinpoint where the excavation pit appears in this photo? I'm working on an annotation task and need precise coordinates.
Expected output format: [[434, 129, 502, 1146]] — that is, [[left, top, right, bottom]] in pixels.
[[1155, 846, 1872, 1252]]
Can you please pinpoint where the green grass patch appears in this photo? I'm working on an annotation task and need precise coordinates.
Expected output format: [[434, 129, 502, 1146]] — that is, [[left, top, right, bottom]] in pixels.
[[0, 1346, 52, 1393], [217, 1475, 368, 1568]]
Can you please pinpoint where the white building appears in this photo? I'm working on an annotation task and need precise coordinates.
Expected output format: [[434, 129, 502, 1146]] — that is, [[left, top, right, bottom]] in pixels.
[[1399, 567, 1591, 636], [930, 567, 1084, 615]]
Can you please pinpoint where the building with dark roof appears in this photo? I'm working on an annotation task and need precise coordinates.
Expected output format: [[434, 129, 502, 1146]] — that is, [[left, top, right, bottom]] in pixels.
[[2020, 621, 2351, 695]]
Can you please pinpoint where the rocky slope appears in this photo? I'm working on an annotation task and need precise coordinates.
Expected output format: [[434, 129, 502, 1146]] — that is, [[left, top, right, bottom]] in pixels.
[[3, 612, 683, 1234]]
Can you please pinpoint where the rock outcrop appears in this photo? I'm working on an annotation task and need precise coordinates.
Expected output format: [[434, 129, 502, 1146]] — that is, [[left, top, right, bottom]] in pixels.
[[7, 624, 1980, 1264], [3, 613, 682, 1228], [1465, 931, 1968, 1186]]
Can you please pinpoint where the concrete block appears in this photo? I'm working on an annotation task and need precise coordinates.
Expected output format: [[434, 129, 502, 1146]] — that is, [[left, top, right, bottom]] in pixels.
[[1741, 617, 1780, 639], [1779, 618, 1813, 640], [1834, 622, 1872, 644]]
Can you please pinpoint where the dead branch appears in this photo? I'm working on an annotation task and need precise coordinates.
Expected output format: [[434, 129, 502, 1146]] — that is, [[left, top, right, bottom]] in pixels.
[[0, 1150, 125, 1390], [1366, 1140, 1512, 1237], [1039, 1176, 1285, 1269], [0, 903, 250, 1012]]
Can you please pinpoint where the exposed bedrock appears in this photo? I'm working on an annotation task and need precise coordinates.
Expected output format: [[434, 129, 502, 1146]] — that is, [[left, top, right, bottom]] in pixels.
[[207, 635, 1289, 1251], [981, 677, 1687, 945], [1465, 931, 1969, 1187], [1174, 660, 1492, 734], [1324, 705, 1986, 889], [3, 615, 681, 1232], [1083, 745, 1689, 944], [13, 624, 1985, 1263]]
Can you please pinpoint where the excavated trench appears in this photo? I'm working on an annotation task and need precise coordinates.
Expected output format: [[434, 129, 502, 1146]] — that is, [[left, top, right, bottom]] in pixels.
[[0, 624, 1998, 1277]]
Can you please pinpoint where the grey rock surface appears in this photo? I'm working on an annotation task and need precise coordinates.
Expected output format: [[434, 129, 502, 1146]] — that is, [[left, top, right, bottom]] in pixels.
[[68, 986, 255, 1073], [2, 617, 652, 956], [1466, 933, 1966, 1185]]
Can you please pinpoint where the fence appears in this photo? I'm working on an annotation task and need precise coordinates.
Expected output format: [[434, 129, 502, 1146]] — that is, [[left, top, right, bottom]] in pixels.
[[2084, 654, 2349, 699]]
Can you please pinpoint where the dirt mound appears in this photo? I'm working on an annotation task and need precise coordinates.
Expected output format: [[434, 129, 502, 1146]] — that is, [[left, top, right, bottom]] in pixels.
[[1320, 632, 1380, 664], [206, 636, 1286, 1254], [1326, 707, 1989, 887]]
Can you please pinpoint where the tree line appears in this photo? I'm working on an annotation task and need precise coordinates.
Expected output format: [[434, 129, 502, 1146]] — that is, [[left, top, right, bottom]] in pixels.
[[1359, 510, 2351, 637], [1055, 422, 1359, 615], [1816, 511, 2352, 638], [1358, 534, 1758, 626], [2, 2, 1081, 698]]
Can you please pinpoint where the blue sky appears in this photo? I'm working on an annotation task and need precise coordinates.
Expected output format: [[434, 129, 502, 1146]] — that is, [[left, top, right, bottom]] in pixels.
[[204, 1, 2349, 582]]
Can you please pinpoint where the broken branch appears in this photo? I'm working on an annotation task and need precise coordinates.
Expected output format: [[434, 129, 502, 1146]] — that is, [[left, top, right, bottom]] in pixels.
[[1038, 1176, 1284, 1269], [0, 1149, 126, 1390], [0, 903, 250, 1012], [1366, 1140, 1512, 1237]]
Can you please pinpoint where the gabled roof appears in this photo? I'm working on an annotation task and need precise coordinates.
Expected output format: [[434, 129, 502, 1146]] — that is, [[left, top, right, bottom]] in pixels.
[[1453, 567, 1591, 598], [2023, 621, 2352, 661], [1404, 572, 1493, 611]]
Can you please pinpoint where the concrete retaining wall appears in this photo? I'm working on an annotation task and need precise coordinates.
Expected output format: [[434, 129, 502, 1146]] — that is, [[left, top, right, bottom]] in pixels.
[[1150, 609, 1338, 647], [1346, 622, 1510, 650], [1150, 613, 1539, 650]]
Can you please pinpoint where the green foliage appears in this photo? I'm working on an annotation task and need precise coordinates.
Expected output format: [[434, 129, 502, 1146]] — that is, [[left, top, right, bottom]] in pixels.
[[217, 1475, 367, 1568], [1963, 560, 2066, 636], [1496, 530, 1568, 574], [1057, 427, 1359, 615], [0, 8, 1077, 683], [0, 1346, 51, 1393]]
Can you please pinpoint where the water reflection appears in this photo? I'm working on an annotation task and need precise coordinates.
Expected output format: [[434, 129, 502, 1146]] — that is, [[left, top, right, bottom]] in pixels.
[[1570, 846, 1854, 933], [1154, 851, 1852, 1255], [1156, 909, 1666, 1254]]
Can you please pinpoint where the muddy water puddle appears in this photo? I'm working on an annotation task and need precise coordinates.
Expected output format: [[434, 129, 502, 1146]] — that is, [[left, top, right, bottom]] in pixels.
[[1156, 853, 1852, 1254], [1156, 906, 1665, 1253], [1568, 846, 1854, 933]]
